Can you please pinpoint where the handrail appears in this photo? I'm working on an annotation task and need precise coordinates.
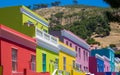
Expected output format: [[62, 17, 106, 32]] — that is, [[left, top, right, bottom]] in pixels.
[[36, 28, 58, 45]]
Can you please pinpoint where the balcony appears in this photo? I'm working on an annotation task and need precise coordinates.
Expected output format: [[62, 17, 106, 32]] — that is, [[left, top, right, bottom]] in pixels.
[[36, 28, 59, 53]]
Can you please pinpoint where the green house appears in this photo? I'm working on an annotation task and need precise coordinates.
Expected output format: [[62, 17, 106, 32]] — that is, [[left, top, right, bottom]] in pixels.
[[36, 28, 59, 75], [0, 6, 49, 37]]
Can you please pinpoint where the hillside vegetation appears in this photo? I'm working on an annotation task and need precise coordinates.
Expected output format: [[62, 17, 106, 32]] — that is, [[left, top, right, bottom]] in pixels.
[[34, 5, 120, 48]]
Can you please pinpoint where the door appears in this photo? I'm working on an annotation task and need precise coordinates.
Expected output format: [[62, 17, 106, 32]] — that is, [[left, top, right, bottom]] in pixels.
[[42, 53, 46, 72]]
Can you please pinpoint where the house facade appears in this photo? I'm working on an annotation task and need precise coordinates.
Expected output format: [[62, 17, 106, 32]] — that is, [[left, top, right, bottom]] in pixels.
[[91, 47, 115, 72], [36, 28, 59, 75], [59, 42, 76, 75], [0, 24, 43, 75], [114, 57, 120, 72], [103, 56, 110, 72], [0, 6, 48, 37], [50, 30, 90, 72], [89, 54, 104, 75]]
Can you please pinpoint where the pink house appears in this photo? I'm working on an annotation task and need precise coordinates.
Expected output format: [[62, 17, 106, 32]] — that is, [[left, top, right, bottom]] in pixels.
[[103, 56, 110, 72], [50, 30, 90, 72]]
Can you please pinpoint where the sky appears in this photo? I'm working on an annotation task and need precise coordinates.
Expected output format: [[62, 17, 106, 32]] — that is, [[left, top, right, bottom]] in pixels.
[[0, 0, 109, 8]]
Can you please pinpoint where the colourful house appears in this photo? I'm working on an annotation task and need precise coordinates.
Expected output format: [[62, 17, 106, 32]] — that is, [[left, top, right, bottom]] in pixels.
[[36, 28, 59, 75], [0, 24, 50, 75], [89, 54, 104, 75], [115, 57, 120, 72], [103, 56, 110, 72], [0, 6, 48, 37], [91, 47, 115, 72], [50, 30, 90, 72], [58, 42, 76, 75]]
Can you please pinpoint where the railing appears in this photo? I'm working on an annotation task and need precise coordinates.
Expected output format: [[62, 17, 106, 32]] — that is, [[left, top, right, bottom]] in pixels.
[[36, 28, 58, 46]]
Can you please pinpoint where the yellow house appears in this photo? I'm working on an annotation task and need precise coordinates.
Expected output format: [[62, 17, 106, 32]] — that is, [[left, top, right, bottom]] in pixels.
[[58, 42, 76, 75]]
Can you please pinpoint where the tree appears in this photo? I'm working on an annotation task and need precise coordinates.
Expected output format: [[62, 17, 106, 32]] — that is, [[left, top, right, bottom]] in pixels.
[[73, 0, 78, 5], [33, 4, 48, 10], [51, 1, 61, 6], [26, 5, 31, 9], [104, 0, 120, 8]]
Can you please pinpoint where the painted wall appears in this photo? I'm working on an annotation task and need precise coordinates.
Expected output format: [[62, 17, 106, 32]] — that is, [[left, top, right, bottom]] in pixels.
[[96, 58, 104, 72], [71, 70, 86, 75], [59, 51, 75, 75], [49, 30, 90, 72], [89, 57, 97, 74], [91, 48, 115, 72], [0, 6, 48, 37], [36, 46, 58, 75], [104, 59, 110, 72], [64, 37, 89, 72], [0, 38, 36, 75]]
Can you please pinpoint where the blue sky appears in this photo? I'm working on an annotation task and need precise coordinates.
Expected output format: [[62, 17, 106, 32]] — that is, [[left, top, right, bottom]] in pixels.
[[0, 0, 109, 8]]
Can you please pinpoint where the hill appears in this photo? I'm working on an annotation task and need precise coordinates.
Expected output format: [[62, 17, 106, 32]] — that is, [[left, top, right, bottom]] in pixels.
[[34, 5, 120, 49]]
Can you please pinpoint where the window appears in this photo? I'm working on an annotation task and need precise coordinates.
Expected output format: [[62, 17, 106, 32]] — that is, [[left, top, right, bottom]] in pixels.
[[84, 66, 86, 71], [83, 51, 85, 61], [80, 65, 81, 70], [75, 46, 78, 57], [31, 55, 36, 71], [55, 58, 59, 69], [12, 48, 17, 72], [75, 46, 77, 51], [63, 57, 66, 70], [73, 60, 75, 68], [86, 52, 88, 61], [66, 41, 68, 45], [70, 43, 72, 47], [79, 48, 81, 58]]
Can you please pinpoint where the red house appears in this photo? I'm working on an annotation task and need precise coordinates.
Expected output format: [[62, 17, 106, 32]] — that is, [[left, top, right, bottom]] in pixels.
[[0, 24, 49, 75]]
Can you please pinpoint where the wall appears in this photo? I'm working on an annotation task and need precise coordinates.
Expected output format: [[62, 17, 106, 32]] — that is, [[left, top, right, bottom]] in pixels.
[[64, 37, 89, 72], [104, 59, 110, 72], [36, 46, 58, 75], [96, 58, 104, 72], [0, 6, 49, 37], [22, 6, 48, 33], [89, 57, 97, 74], [0, 38, 36, 75], [71, 70, 86, 75], [59, 51, 75, 75], [0, 6, 36, 37]]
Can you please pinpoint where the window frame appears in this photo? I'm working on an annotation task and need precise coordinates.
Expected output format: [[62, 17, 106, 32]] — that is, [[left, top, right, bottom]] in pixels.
[[12, 48, 18, 72], [31, 55, 36, 71]]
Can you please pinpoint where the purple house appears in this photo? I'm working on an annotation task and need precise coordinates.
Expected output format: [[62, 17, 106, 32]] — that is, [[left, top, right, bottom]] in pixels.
[[50, 29, 90, 72], [103, 56, 110, 72]]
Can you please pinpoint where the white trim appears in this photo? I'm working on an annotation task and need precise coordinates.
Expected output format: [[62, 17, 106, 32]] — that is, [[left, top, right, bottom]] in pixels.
[[37, 38, 59, 54], [59, 44, 76, 57], [20, 8, 48, 27], [61, 30, 90, 51], [36, 28, 58, 47], [95, 54, 104, 60], [103, 56, 110, 62]]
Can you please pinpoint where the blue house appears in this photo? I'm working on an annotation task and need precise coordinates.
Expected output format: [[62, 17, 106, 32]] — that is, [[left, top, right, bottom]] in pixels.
[[96, 54, 104, 72], [91, 47, 115, 72]]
